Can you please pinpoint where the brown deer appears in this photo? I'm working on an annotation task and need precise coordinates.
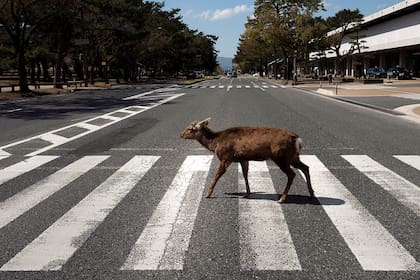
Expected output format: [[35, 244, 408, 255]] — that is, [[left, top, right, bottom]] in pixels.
[[180, 117, 314, 203]]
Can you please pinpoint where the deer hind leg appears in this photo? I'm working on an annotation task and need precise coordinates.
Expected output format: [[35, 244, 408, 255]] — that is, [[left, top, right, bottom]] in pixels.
[[292, 158, 314, 197], [240, 160, 250, 198], [205, 160, 232, 198], [274, 160, 296, 204]]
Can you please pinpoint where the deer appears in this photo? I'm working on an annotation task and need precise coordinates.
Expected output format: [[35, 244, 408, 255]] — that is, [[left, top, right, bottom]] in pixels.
[[180, 117, 314, 203]]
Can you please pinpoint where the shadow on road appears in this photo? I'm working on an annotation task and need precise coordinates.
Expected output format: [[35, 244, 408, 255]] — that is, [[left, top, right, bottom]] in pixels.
[[224, 192, 345, 205]]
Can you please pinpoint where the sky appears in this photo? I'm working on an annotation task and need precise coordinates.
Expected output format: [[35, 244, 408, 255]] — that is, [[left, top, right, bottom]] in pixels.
[[162, 0, 404, 58]]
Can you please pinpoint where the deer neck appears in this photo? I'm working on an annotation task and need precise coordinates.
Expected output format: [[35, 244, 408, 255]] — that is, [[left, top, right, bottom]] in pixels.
[[196, 127, 218, 152]]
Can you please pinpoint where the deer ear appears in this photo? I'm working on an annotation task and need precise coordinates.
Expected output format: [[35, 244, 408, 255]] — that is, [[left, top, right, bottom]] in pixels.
[[196, 117, 211, 128]]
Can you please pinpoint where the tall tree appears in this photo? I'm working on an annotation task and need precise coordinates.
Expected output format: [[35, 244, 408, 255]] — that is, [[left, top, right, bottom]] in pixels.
[[325, 9, 364, 75], [236, 0, 324, 79], [0, 0, 52, 92]]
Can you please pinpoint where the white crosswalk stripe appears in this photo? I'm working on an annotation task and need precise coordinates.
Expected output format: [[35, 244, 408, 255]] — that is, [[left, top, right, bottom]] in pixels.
[[300, 155, 420, 271], [0, 156, 58, 186], [342, 155, 420, 217], [121, 155, 213, 270], [239, 161, 301, 271], [0, 156, 109, 229], [394, 155, 420, 170], [183, 84, 281, 90], [0, 155, 10, 161], [0, 154, 419, 273], [0, 155, 159, 271]]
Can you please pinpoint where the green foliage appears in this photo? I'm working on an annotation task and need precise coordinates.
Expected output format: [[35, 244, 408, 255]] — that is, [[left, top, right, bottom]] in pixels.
[[235, 0, 324, 75], [235, 2, 365, 78], [0, 0, 218, 90]]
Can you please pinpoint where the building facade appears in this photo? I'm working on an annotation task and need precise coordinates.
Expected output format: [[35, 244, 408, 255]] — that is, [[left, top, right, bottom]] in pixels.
[[314, 0, 420, 78]]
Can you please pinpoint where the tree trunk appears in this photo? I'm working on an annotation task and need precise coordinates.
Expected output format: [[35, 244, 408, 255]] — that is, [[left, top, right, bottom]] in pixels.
[[18, 50, 30, 92], [54, 29, 64, 89], [30, 62, 36, 84], [41, 59, 50, 81]]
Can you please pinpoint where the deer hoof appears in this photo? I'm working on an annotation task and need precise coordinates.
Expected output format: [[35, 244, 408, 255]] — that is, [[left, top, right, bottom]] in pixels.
[[278, 194, 287, 204]]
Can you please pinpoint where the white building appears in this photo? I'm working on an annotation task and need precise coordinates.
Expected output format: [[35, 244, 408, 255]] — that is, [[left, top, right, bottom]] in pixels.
[[313, 0, 420, 78]]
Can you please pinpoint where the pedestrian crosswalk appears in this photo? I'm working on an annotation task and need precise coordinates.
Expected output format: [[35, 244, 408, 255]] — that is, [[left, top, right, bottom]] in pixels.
[[0, 153, 419, 273], [239, 161, 301, 271], [182, 84, 282, 89]]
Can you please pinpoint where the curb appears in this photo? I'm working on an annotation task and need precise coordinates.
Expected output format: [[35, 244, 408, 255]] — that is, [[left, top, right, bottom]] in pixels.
[[295, 87, 406, 116], [331, 96, 405, 115]]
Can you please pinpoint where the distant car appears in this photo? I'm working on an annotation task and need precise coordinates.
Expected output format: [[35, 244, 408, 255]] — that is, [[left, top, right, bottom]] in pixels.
[[387, 67, 412, 80], [366, 67, 386, 78]]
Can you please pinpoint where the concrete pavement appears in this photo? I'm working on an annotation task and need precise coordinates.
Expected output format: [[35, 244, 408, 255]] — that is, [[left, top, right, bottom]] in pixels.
[[278, 78, 420, 119]]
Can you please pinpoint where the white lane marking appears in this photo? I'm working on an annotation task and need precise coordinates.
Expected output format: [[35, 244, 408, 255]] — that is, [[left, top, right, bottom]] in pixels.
[[270, 85, 278, 88], [99, 115, 121, 121], [394, 155, 420, 171], [0, 156, 109, 229], [0, 156, 159, 271], [219, 85, 224, 89], [262, 85, 269, 88], [251, 82, 265, 92], [227, 79, 234, 92], [342, 155, 420, 217], [75, 122, 99, 131], [0, 150, 11, 156], [239, 161, 301, 271], [123, 87, 178, 100], [0, 91, 183, 157], [121, 155, 213, 270], [245, 85, 251, 88], [210, 85, 216, 89], [237, 85, 242, 89], [0, 156, 58, 186], [0, 155, 10, 161], [5, 108, 23, 113], [300, 155, 420, 271], [21, 93, 184, 157], [40, 133, 69, 144]]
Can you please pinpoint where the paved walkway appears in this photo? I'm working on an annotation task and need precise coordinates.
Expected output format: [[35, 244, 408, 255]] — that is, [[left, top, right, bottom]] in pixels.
[[275, 78, 420, 119]]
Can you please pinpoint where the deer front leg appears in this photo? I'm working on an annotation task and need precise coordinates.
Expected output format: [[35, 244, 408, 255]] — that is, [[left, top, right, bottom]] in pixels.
[[240, 160, 250, 198], [205, 160, 231, 198]]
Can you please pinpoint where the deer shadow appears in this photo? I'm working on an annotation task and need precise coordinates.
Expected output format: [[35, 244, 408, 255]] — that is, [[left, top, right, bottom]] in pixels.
[[224, 192, 344, 205]]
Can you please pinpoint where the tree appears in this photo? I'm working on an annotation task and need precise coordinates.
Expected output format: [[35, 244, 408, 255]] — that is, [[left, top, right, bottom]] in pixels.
[[0, 0, 219, 91], [0, 0, 52, 92], [325, 9, 364, 75], [235, 0, 324, 79]]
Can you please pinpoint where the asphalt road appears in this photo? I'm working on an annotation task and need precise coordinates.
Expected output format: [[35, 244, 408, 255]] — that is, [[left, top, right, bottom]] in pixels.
[[0, 77, 419, 280]]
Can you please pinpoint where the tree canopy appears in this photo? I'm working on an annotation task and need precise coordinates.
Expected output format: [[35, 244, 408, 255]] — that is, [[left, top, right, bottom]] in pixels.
[[234, 1, 364, 79], [0, 0, 218, 92]]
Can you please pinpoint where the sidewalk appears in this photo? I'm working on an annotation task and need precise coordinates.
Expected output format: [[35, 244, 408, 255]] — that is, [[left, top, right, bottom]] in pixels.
[[272, 78, 420, 119], [0, 83, 113, 102]]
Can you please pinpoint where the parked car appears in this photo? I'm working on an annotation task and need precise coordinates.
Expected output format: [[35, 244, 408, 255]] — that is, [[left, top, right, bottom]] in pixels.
[[387, 67, 412, 80], [366, 67, 387, 78]]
